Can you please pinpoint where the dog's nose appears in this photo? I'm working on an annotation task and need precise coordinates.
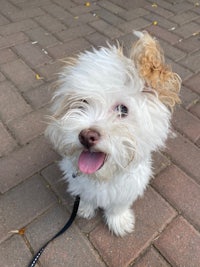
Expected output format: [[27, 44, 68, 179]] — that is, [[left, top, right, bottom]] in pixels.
[[79, 129, 100, 148]]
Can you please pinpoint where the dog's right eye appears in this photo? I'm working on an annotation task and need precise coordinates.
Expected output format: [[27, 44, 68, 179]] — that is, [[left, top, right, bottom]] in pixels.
[[78, 99, 89, 109]]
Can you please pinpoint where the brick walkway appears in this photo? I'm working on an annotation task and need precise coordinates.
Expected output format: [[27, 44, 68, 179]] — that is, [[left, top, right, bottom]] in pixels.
[[0, 0, 200, 266]]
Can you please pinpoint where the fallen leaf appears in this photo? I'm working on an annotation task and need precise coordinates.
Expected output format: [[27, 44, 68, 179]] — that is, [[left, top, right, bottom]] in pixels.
[[152, 3, 158, 7], [85, 2, 91, 7], [169, 26, 176, 31], [35, 74, 44, 80], [192, 32, 199, 36], [42, 48, 48, 55], [18, 227, 26, 235], [9, 227, 26, 235]]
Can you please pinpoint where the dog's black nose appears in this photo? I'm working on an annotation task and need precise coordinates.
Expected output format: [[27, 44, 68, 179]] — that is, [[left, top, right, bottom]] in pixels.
[[79, 129, 100, 148]]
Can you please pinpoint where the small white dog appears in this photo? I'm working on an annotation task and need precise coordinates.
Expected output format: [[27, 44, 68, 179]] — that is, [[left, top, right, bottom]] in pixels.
[[45, 31, 181, 236]]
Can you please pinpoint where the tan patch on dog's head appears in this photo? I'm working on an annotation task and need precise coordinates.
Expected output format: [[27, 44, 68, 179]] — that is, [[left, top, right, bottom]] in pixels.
[[131, 31, 181, 110]]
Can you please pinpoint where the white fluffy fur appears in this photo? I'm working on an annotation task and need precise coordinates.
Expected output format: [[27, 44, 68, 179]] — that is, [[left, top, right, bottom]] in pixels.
[[46, 32, 180, 236]]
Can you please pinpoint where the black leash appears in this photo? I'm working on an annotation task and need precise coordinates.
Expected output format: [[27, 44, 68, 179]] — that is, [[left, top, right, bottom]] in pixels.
[[28, 195, 80, 267]]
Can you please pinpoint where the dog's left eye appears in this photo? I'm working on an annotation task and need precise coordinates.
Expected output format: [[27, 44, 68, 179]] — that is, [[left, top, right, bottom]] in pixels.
[[115, 104, 128, 118]]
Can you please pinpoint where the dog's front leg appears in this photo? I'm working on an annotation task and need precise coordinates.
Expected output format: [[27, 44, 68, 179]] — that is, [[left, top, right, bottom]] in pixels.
[[78, 199, 97, 219], [104, 204, 135, 236]]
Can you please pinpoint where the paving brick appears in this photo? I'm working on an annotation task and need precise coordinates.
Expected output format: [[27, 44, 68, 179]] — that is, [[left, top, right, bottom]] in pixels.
[[0, 121, 17, 156], [0, 48, 17, 64], [17, 0, 52, 9], [69, 3, 100, 15], [119, 7, 149, 21], [159, 39, 186, 62], [41, 163, 70, 205], [144, 12, 177, 29], [14, 42, 52, 67], [47, 38, 91, 59], [165, 131, 200, 183], [0, 235, 33, 267], [85, 31, 109, 47], [0, 136, 59, 193], [24, 82, 55, 109], [0, 13, 10, 26], [118, 18, 150, 33], [0, 32, 29, 49], [52, 0, 76, 10], [175, 35, 200, 54], [65, 0, 83, 5], [196, 137, 200, 148], [42, 4, 74, 23], [172, 106, 200, 142], [0, 19, 38, 36], [25, 27, 59, 48], [35, 60, 64, 81], [145, 5, 174, 18], [146, 25, 181, 45], [0, 0, 19, 17], [1, 59, 43, 92], [154, 216, 200, 267], [90, 187, 176, 267], [0, 81, 32, 123], [8, 108, 47, 145], [34, 14, 67, 34], [158, 0, 193, 13], [174, 22, 200, 38], [108, 0, 147, 9], [8, 7, 44, 21], [184, 73, 200, 94], [94, 8, 125, 26], [151, 151, 171, 176], [152, 165, 200, 229], [98, 0, 126, 15], [55, 25, 95, 42], [0, 72, 5, 82], [67, 13, 99, 28], [170, 10, 199, 25], [167, 59, 193, 81], [179, 51, 200, 72], [180, 85, 199, 110], [25, 203, 70, 251], [90, 19, 123, 38], [189, 101, 200, 119], [132, 247, 170, 267], [41, 225, 106, 267], [0, 174, 56, 242]]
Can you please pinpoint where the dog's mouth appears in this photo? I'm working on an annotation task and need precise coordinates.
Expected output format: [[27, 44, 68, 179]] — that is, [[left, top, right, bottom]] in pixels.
[[78, 150, 107, 174]]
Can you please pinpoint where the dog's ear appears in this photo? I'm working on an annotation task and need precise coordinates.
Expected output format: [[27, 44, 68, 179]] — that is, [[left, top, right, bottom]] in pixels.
[[130, 31, 181, 110]]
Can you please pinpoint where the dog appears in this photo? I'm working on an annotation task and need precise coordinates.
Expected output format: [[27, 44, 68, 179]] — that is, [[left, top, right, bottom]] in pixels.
[[45, 31, 181, 236]]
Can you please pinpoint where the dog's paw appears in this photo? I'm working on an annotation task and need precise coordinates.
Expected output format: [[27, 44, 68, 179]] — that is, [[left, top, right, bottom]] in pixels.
[[78, 201, 96, 219], [105, 208, 135, 236]]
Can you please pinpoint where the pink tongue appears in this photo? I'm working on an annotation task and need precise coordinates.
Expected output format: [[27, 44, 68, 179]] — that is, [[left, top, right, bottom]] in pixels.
[[78, 151, 106, 174]]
